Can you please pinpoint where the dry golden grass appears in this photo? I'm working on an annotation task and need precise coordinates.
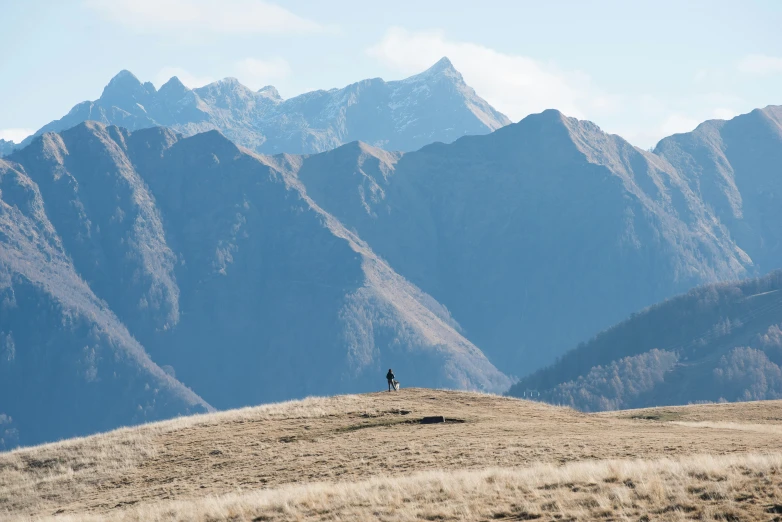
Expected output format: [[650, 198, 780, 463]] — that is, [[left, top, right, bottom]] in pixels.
[[41, 453, 782, 522], [3, 389, 782, 521]]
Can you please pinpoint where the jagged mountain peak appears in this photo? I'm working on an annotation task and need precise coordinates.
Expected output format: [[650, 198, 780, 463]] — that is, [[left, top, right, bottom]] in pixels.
[[322, 140, 403, 169], [93, 74, 158, 127], [0, 139, 16, 157], [481, 108, 574, 146], [173, 128, 241, 158], [505, 109, 648, 161], [159, 76, 190, 96], [424, 56, 458, 75], [258, 85, 282, 101], [218, 77, 242, 86], [49, 120, 119, 145], [193, 77, 259, 102], [655, 105, 782, 155], [108, 69, 141, 85], [23, 62, 511, 155], [206, 77, 251, 91], [398, 56, 462, 84], [13, 129, 71, 167], [513, 108, 567, 127], [101, 69, 153, 100]]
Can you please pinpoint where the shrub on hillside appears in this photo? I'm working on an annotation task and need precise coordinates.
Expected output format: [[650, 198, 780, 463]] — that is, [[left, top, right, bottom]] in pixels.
[[713, 347, 782, 402]]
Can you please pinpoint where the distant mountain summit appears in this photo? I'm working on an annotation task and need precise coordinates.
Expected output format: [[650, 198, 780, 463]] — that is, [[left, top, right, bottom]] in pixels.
[[0, 140, 14, 157], [12, 58, 509, 155], [655, 105, 782, 275]]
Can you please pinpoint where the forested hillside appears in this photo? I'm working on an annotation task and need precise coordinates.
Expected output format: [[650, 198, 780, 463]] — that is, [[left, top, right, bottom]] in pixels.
[[509, 270, 782, 410]]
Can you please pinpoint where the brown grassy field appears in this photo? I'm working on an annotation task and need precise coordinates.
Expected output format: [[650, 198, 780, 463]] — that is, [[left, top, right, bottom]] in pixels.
[[2, 389, 782, 521]]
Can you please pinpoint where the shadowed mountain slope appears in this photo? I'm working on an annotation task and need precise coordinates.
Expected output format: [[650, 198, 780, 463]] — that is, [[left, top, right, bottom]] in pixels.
[[1, 123, 509, 448], [12, 58, 508, 156], [509, 270, 782, 410], [0, 156, 211, 449], [288, 109, 751, 372], [656, 105, 782, 275]]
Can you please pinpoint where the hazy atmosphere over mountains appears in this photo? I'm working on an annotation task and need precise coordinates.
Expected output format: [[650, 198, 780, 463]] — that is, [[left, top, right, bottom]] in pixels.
[[0, 119, 511, 448], [9, 5, 782, 522], [290, 108, 758, 372], [3, 94, 782, 446], [2, 2, 782, 449]]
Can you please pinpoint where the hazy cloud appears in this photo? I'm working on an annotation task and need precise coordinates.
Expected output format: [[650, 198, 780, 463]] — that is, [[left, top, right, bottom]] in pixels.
[[712, 107, 739, 120], [84, 0, 323, 35], [155, 67, 215, 89], [367, 27, 597, 122], [235, 58, 292, 89], [0, 128, 33, 143], [367, 28, 752, 150], [154, 58, 291, 91], [659, 114, 701, 137], [738, 54, 782, 75], [617, 105, 741, 149]]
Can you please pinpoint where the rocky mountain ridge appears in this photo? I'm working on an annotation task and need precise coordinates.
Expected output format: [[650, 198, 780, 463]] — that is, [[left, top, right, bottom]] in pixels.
[[7, 58, 509, 157], [0, 151, 212, 448], [286, 109, 755, 371]]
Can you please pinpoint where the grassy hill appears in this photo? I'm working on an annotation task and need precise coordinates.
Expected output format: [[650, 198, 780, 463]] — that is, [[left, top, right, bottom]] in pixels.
[[3, 389, 782, 521]]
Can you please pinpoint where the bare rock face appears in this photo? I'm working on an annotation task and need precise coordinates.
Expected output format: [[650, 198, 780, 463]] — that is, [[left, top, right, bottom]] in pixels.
[[16, 58, 509, 156]]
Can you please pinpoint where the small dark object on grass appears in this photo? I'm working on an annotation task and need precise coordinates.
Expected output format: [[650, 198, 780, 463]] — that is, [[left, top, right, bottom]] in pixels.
[[420, 416, 445, 424]]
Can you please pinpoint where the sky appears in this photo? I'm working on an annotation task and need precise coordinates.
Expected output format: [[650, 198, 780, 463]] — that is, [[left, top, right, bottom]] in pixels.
[[2, 0, 782, 148]]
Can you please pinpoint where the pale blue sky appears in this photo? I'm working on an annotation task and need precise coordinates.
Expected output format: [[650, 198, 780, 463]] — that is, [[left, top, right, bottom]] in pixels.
[[2, 0, 782, 148]]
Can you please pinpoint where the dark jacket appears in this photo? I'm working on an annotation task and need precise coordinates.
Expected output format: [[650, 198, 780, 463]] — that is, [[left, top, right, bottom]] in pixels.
[[386, 371, 395, 381]]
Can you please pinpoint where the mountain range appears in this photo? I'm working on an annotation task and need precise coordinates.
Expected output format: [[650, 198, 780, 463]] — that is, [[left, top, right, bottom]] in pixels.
[[3, 58, 509, 157], [0, 121, 509, 448], [284, 109, 758, 372], [2, 58, 782, 448]]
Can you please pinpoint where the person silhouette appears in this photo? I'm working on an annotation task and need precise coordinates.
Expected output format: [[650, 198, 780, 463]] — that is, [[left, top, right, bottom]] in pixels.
[[386, 368, 396, 392]]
